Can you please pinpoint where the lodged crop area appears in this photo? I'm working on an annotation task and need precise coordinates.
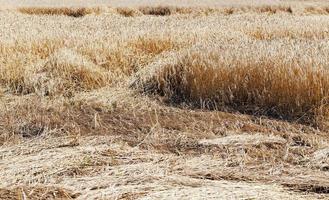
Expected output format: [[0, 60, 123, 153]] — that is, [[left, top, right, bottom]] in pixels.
[[2, 1, 329, 199]]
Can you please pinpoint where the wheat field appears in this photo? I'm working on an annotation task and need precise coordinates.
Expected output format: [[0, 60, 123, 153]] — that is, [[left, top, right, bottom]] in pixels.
[[1, 0, 329, 199]]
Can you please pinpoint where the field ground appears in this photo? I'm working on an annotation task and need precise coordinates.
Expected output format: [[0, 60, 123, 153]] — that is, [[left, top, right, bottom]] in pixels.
[[2, 0, 329, 199]]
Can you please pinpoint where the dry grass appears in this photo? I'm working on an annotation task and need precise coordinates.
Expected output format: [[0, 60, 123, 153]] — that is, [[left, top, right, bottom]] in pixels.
[[2, 1, 329, 199], [139, 6, 173, 16], [17, 4, 329, 18], [18, 7, 101, 17]]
